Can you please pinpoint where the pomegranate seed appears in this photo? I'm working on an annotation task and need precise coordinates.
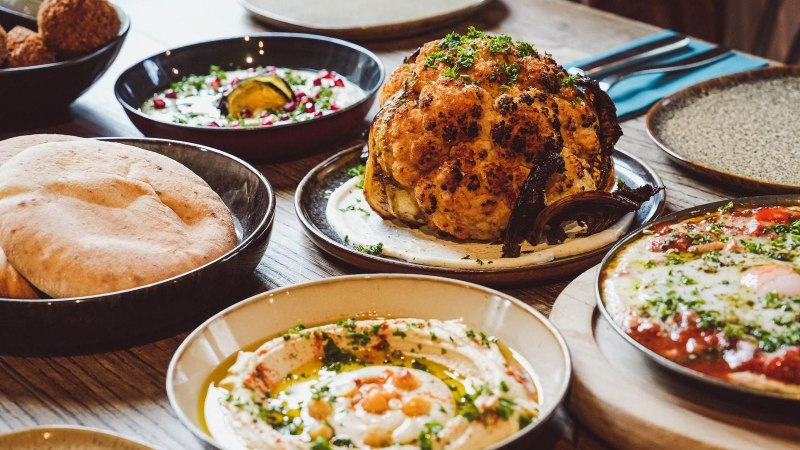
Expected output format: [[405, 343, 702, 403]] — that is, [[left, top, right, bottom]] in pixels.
[[260, 111, 270, 118], [164, 90, 177, 99], [152, 98, 166, 109], [248, 67, 257, 73], [333, 78, 345, 87], [230, 122, 240, 128], [330, 104, 340, 111], [231, 78, 240, 85], [279, 114, 290, 121], [262, 120, 274, 126], [304, 102, 315, 113], [313, 78, 322, 86], [210, 78, 221, 88], [241, 109, 252, 118], [265, 66, 277, 72], [208, 121, 220, 127], [284, 101, 297, 112], [321, 70, 334, 79], [295, 91, 307, 99], [314, 111, 323, 118]]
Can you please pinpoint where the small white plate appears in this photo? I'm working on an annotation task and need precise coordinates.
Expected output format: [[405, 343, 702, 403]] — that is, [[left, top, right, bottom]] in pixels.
[[239, 0, 490, 39], [167, 274, 571, 449], [0, 425, 156, 449]]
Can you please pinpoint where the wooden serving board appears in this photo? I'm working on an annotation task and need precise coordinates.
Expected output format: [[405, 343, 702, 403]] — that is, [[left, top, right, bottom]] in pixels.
[[550, 266, 800, 450]]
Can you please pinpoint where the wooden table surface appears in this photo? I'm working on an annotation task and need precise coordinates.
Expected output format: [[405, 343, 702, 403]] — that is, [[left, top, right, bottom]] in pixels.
[[0, 0, 744, 448]]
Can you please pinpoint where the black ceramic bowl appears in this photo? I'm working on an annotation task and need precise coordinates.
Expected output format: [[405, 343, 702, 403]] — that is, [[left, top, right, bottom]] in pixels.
[[0, 4, 130, 127], [0, 138, 275, 353], [115, 33, 385, 162]]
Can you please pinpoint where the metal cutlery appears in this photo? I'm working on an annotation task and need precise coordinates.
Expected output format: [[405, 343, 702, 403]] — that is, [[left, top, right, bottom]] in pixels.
[[598, 47, 734, 91], [568, 33, 692, 79]]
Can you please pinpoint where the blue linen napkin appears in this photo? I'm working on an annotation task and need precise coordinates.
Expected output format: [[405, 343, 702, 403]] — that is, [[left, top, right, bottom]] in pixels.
[[568, 30, 769, 120]]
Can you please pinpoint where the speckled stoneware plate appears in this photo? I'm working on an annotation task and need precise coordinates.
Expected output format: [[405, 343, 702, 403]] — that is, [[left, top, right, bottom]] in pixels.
[[295, 145, 666, 286], [239, 0, 489, 39], [167, 274, 571, 449], [0, 425, 156, 449], [647, 65, 800, 194], [596, 195, 800, 403], [0, 138, 275, 352]]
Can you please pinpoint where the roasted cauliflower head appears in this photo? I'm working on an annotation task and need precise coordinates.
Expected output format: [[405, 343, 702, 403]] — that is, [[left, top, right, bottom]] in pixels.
[[365, 28, 621, 241]]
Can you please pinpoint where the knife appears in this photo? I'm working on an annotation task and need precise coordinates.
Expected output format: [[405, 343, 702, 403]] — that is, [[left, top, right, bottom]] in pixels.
[[568, 33, 692, 80]]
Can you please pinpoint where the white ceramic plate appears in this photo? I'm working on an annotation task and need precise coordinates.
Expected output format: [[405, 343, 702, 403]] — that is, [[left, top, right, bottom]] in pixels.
[[167, 274, 571, 449], [0, 425, 156, 449], [239, 0, 490, 39]]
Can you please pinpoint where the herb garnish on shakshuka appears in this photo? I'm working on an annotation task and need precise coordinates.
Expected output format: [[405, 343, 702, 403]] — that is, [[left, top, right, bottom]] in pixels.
[[602, 203, 800, 394]]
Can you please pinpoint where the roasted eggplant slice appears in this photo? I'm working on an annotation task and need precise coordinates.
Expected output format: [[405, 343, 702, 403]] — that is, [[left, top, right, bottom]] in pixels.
[[527, 182, 662, 245], [220, 74, 294, 118], [501, 152, 566, 258]]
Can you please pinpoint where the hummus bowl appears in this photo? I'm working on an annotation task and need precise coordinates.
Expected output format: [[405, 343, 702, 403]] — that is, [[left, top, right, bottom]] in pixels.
[[167, 274, 571, 449]]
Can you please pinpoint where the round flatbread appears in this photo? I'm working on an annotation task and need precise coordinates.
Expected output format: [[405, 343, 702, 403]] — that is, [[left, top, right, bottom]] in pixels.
[[0, 247, 39, 299], [0, 134, 84, 167], [0, 140, 238, 298]]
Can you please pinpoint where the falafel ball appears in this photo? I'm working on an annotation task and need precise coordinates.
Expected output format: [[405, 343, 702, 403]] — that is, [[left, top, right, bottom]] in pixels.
[[38, 0, 120, 57], [7, 26, 35, 50], [0, 26, 7, 66], [7, 31, 56, 68]]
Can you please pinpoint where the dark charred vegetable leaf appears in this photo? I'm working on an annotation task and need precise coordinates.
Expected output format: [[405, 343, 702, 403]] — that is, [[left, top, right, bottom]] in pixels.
[[502, 152, 565, 258]]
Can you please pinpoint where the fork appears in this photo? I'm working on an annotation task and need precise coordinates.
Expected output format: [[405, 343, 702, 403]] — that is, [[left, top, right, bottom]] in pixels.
[[599, 47, 734, 91]]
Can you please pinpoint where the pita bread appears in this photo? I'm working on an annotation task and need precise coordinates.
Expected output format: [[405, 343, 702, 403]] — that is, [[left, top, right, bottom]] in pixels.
[[0, 134, 82, 298], [0, 134, 84, 167], [0, 247, 39, 299], [0, 139, 238, 298]]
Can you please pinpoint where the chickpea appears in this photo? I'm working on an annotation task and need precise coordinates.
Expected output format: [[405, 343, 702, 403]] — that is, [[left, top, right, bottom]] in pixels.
[[402, 396, 431, 417], [391, 369, 421, 391], [363, 426, 393, 447], [309, 424, 334, 441], [361, 392, 390, 414], [307, 399, 333, 420]]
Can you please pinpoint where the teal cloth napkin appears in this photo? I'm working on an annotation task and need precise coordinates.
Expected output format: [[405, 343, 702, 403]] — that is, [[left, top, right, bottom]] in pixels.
[[568, 30, 769, 120]]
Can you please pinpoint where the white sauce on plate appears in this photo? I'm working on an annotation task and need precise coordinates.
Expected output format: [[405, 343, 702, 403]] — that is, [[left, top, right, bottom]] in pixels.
[[326, 176, 634, 269]]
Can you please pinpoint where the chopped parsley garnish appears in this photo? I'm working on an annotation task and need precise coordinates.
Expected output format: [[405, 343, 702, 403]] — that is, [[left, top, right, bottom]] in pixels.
[[310, 436, 333, 450], [559, 73, 581, 89], [495, 397, 516, 420], [282, 321, 306, 340], [283, 69, 306, 86], [355, 242, 384, 256], [321, 334, 359, 371], [417, 421, 444, 450]]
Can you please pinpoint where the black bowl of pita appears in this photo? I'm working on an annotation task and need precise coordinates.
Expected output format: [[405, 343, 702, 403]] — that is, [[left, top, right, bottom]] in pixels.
[[0, 135, 275, 352]]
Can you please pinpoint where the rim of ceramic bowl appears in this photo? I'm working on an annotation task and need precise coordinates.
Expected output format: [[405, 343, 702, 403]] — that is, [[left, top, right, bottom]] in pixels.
[[645, 66, 800, 193], [0, 136, 275, 304], [0, 4, 131, 74], [114, 32, 385, 132], [166, 273, 573, 449], [596, 194, 800, 402], [0, 424, 158, 448]]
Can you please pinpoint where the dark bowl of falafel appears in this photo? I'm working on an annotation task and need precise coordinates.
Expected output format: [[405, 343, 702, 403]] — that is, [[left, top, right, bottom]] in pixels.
[[0, 0, 130, 127]]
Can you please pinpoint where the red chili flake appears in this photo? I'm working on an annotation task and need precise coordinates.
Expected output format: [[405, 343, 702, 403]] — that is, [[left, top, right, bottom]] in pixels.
[[164, 90, 177, 99], [152, 98, 166, 109]]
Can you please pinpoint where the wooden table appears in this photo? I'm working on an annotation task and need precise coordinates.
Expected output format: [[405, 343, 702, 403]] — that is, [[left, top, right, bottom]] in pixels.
[[0, 0, 743, 448]]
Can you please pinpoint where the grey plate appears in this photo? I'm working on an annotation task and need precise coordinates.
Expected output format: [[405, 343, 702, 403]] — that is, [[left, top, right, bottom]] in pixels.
[[295, 145, 666, 286], [596, 195, 800, 402], [646, 66, 800, 194]]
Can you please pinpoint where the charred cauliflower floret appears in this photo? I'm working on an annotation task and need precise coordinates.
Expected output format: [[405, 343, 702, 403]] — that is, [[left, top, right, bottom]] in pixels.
[[365, 28, 621, 241]]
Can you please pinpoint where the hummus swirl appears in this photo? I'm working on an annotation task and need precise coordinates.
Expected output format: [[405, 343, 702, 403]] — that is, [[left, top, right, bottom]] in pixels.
[[205, 318, 540, 449]]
